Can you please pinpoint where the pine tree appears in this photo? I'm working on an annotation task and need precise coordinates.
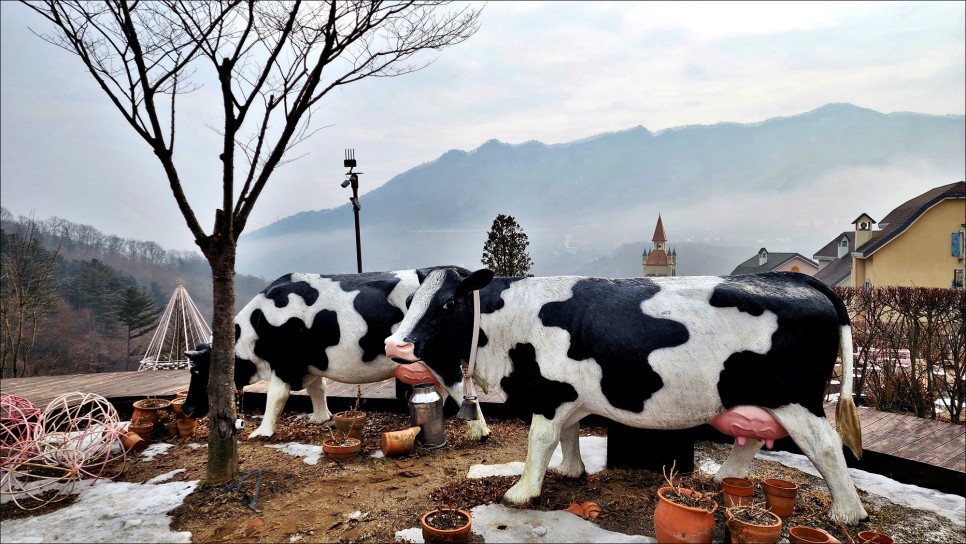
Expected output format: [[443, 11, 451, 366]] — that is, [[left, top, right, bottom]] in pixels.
[[118, 286, 163, 369], [481, 214, 534, 276]]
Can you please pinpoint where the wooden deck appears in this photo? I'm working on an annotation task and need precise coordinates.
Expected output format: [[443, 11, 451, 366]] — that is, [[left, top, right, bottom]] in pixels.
[[3, 371, 963, 494]]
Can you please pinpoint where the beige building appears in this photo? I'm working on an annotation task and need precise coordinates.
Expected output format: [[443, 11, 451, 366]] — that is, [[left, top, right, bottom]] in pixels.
[[642, 215, 677, 277], [851, 181, 965, 289]]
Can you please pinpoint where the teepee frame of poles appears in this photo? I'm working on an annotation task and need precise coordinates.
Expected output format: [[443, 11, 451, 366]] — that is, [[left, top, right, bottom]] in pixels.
[[137, 283, 212, 371]]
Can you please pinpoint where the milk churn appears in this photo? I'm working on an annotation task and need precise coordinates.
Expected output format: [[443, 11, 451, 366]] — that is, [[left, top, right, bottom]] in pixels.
[[408, 383, 445, 449]]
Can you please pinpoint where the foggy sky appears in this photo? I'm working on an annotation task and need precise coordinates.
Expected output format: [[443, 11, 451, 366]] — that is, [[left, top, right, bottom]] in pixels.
[[1, 1, 963, 254]]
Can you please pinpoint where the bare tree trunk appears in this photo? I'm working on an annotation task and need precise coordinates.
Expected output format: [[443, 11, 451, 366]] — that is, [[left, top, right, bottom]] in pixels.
[[204, 240, 239, 484]]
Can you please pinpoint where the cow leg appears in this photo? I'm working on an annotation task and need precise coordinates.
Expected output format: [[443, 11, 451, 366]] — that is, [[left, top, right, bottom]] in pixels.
[[304, 376, 332, 424], [503, 414, 563, 505], [770, 404, 868, 525], [554, 420, 585, 478], [248, 372, 290, 439], [714, 439, 764, 481]]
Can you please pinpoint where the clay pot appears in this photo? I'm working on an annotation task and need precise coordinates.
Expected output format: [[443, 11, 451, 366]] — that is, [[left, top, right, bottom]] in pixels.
[[120, 431, 148, 452], [170, 398, 185, 415], [176, 391, 188, 399], [131, 398, 171, 425], [721, 477, 755, 508], [323, 437, 362, 460], [857, 531, 894, 544], [789, 526, 833, 544], [129, 420, 155, 437], [653, 486, 718, 543], [177, 417, 198, 438], [381, 426, 421, 457], [333, 410, 366, 441], [420, 508, 472, 544], [163, 420, 179, 437], [762, 478, 798, 517], [725, 507, 782, 544]]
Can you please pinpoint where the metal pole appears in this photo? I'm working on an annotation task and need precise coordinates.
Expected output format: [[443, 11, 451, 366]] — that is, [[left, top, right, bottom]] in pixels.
[[352, 182, 362, 273]]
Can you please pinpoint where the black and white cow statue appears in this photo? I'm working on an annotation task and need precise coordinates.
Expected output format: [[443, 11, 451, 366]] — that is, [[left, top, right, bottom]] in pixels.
[[385, 267, 868, 524], [182, 270, 489, 441]]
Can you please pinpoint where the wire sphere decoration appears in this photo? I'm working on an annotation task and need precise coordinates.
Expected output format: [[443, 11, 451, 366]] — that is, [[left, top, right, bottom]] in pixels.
[[1, 391, 128, 510]]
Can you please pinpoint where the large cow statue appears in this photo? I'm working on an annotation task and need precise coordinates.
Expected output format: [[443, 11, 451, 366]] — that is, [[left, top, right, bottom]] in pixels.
[[182, 270, 489, 441], [385, 267, 868, 525]]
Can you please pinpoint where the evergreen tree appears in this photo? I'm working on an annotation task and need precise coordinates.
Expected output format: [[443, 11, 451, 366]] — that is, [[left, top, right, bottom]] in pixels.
[[118, 286, 163, 369], [481, 214, 534, 276]]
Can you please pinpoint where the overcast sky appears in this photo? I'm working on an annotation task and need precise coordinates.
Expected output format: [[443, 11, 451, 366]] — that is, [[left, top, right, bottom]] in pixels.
[[1, 1, 964, 253]]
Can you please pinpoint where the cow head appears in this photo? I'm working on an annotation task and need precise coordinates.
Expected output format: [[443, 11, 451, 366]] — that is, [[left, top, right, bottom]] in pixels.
[[181, 343, 258, 419], [385, 267, 494, 388]]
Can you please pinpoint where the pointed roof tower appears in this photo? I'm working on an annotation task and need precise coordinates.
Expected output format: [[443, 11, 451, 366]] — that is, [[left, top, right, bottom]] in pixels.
[[652, 214, 667, 242], [138, 283, 212, 371]]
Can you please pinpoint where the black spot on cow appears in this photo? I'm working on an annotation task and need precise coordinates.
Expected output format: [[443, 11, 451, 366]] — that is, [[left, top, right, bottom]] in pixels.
[[234, 356, 258, 390], [501, 343, 578, 420], [480, 277, 524, 314], [334, 272, 405, 362], [262, 274, 319, 308], [249, 308, 340, 390], [538, 278, 689, 413], [710, 273, 843, 417]]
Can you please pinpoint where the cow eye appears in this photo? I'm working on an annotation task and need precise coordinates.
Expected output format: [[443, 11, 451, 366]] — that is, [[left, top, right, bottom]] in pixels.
[[443, 299, 455, 311]]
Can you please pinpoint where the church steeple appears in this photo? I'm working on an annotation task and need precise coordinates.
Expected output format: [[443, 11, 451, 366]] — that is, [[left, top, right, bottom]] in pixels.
[[642, 214, 677, 277]]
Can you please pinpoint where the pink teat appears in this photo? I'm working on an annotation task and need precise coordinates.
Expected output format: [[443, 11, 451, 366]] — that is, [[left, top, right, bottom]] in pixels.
[[707, 405, 788, 449]]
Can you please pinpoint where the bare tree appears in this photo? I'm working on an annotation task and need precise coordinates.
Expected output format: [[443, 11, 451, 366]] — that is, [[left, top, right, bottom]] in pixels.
[[0, 218, 63, 378], [22, 0, 480, 484]]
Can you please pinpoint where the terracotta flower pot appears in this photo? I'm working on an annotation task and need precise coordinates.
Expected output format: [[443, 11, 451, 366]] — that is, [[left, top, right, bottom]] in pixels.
[[170, 398, 185, 415], [381, 426, 421, 457], [323, 437, 361, 460], [163, 420, 179, 437], [120, 431, 148, 452], [721, 477, 755, 508], [789, 526, 833, 544], [653, 486, 718, 544], [762, 478, 798, 517], [725, 507, 782, 544], [176, 391, 188, 399], [333, 410, 366, 441], [420, 508, 472, 544], [129, 421, 155, 437], [177, 417, 198, 438], [131, 398, 171, 425], [858, 531, 894, 544]]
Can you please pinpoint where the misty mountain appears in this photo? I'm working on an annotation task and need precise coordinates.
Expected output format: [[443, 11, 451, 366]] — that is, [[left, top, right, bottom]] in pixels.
[[238, 103, 965, 278]]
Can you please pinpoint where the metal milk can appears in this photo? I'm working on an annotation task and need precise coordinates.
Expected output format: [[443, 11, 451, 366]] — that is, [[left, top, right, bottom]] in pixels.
[[408, 383, 446, 449]]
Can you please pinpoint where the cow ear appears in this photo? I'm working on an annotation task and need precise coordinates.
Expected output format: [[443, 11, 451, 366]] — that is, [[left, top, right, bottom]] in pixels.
[[416, 268, 429, 284], [456, 268, 495, 297]]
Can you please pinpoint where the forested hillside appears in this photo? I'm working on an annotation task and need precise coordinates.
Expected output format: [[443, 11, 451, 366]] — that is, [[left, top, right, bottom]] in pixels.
[[0, 208, 267, 378]]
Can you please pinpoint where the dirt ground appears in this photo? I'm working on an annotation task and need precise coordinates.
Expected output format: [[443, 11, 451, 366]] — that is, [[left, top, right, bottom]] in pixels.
[[3, 409, 964, 543]]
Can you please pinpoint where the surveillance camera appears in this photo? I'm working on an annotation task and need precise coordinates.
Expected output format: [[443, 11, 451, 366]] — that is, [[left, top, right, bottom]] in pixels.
[[341, 179, 351, 188]]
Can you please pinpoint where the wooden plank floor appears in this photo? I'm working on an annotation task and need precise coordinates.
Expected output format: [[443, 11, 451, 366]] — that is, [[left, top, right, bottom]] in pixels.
[[823, 402, 965, 473], [3, 371, 962, 474]]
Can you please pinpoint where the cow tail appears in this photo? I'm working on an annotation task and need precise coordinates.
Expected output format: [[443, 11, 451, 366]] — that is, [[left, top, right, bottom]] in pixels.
[[836, 324, 863, 460]]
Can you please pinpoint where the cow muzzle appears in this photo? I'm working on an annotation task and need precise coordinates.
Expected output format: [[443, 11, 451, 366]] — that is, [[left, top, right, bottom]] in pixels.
[[385, 339, 417, 363]]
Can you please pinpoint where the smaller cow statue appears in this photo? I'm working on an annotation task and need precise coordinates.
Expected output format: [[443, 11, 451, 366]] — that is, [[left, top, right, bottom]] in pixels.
[[183, 269, 489, 441], [386, 267, 868, 525]]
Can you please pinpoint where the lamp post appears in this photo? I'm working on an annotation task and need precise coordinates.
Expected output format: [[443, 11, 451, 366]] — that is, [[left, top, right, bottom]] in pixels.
[[341, 149, 363, 273]]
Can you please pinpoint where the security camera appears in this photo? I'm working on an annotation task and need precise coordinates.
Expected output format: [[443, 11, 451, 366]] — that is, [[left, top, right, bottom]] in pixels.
[[341, 179, 351, 188]]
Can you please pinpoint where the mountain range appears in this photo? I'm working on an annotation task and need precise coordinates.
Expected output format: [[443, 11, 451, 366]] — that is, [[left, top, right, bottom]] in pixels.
[[238, 103, 965, 279]]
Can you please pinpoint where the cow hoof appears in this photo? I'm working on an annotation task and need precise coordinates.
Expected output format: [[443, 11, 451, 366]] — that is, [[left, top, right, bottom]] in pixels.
[[828, 504, 869, 526], [247, 427, 274, 439], [502, 484, 538, 506], [308, 413, 332, 424], [554, 466, 586, 479]]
